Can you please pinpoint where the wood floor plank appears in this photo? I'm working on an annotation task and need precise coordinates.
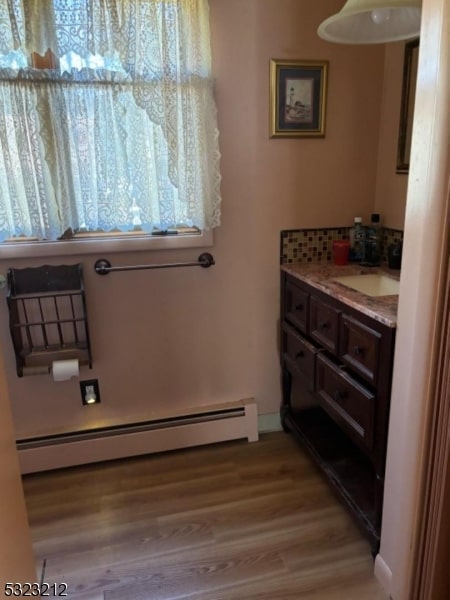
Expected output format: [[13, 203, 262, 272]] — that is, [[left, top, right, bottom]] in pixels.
[[23, 432, 389, 600]]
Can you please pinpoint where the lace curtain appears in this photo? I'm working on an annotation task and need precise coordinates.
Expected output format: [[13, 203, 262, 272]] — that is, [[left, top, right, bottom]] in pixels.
[[0, 0, 221, 241]]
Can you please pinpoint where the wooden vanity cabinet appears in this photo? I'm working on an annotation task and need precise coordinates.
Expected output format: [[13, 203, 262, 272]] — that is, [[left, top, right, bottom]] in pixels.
[[280, 271, 396, 553]]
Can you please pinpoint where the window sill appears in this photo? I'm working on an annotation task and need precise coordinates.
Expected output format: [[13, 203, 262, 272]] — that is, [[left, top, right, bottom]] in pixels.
[[0, 229, 214, 260]]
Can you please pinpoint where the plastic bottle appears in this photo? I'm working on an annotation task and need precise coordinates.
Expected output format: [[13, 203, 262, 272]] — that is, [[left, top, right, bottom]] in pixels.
[[361, 213, 381, 266], [349, 217, 364, 262]]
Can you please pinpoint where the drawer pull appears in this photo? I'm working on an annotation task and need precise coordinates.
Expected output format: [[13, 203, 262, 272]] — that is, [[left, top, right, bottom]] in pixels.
[[354, 345, 364, 357], [296, 350, 304, 359], [295, 303, 304, 311], [319, 321, 330, 329], [333, 390, 347, 402]]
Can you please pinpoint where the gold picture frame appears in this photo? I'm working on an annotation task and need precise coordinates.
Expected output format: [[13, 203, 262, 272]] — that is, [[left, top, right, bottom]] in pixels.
[[397, 38, 419, 174], [269, 59, 328, 138]]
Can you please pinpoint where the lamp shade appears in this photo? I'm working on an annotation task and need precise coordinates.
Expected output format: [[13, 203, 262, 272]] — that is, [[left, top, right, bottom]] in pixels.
[[318, 0, 422, 44]]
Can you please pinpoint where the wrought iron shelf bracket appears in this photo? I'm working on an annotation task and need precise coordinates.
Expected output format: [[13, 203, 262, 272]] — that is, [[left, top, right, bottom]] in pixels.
[[94, 252, 215, 275]]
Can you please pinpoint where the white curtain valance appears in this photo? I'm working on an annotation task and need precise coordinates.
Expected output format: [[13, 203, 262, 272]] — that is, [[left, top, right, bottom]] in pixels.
[[2, 0, 212, 76]]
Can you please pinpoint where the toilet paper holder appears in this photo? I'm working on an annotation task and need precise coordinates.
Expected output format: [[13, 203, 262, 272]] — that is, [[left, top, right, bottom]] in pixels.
[[6, 264, 93, 377]]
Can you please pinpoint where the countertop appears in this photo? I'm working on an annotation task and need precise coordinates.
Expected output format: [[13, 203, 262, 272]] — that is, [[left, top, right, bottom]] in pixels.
[[281, 263, 399, 328]]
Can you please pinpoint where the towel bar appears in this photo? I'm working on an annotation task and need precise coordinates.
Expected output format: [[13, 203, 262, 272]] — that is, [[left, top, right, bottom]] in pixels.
[[94, 252, 215, 275]]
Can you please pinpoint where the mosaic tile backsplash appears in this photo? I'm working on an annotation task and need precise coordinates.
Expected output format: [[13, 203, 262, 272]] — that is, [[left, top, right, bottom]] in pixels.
[[280, 226, 404, 265]]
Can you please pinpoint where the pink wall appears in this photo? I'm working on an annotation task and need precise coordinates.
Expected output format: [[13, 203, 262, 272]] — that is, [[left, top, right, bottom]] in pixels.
[[0, 0, 388, 439]]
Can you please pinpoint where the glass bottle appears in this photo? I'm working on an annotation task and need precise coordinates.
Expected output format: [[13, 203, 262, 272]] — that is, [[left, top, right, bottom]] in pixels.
[[361, 213, 381, 266], [349, 217, 364, 262]]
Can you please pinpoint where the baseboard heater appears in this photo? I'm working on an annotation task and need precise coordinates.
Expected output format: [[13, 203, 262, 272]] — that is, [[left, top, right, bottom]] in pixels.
[[17, 398, 258, 474]]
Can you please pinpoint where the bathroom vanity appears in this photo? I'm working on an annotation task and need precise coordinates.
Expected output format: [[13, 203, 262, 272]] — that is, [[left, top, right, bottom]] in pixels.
[[280, 263, 398, 553]]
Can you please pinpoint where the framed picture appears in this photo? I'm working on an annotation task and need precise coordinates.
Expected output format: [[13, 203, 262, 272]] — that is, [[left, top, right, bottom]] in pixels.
[[269, 59, 328, 138], [397, 38, 419, 174]]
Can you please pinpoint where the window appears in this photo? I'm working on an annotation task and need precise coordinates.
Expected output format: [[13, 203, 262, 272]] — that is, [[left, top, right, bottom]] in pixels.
[[0, 0, 221, 251]]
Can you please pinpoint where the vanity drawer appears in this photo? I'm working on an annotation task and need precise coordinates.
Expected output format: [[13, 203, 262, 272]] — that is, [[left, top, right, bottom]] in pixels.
[[316, 353, 375, 452], [282, 322, 317, 389], [284, 278, 309, 334], [340, 315, 381, 386], [310, 295, 340, 354]]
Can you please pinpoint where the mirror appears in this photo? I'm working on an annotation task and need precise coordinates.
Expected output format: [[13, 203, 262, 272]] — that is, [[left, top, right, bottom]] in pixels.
[[397, 38, 419, 174]]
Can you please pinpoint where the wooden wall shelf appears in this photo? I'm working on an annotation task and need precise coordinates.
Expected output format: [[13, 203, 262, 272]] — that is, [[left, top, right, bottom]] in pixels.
[[7, 264, 92, 377]]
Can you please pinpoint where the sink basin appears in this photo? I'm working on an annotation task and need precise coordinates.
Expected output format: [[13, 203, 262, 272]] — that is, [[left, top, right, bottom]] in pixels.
[[333, 274, 400, 297]]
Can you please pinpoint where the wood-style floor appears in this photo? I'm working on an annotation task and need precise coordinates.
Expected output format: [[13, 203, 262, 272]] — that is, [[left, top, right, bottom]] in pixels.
[[22, 432, 389, 600]]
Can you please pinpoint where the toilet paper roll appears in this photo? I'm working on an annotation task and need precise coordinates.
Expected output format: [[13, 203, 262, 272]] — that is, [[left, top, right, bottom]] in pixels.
[[52, 359, 79, 382]]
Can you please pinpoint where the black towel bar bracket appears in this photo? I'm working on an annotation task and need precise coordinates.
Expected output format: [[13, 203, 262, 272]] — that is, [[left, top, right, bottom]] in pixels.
[[94, 252, 215, 275]]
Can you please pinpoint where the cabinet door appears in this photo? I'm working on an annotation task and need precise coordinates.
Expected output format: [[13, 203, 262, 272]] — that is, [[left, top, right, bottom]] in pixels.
[[310, 295, 340, 354], [284, 279, 309, 334], [340, 315, 381, 386], [316, 353, 375, 452], [282, 322, 317, 390]]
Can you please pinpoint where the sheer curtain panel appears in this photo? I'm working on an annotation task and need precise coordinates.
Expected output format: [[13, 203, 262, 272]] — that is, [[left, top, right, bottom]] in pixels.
[[0, 0, 221, 242]]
